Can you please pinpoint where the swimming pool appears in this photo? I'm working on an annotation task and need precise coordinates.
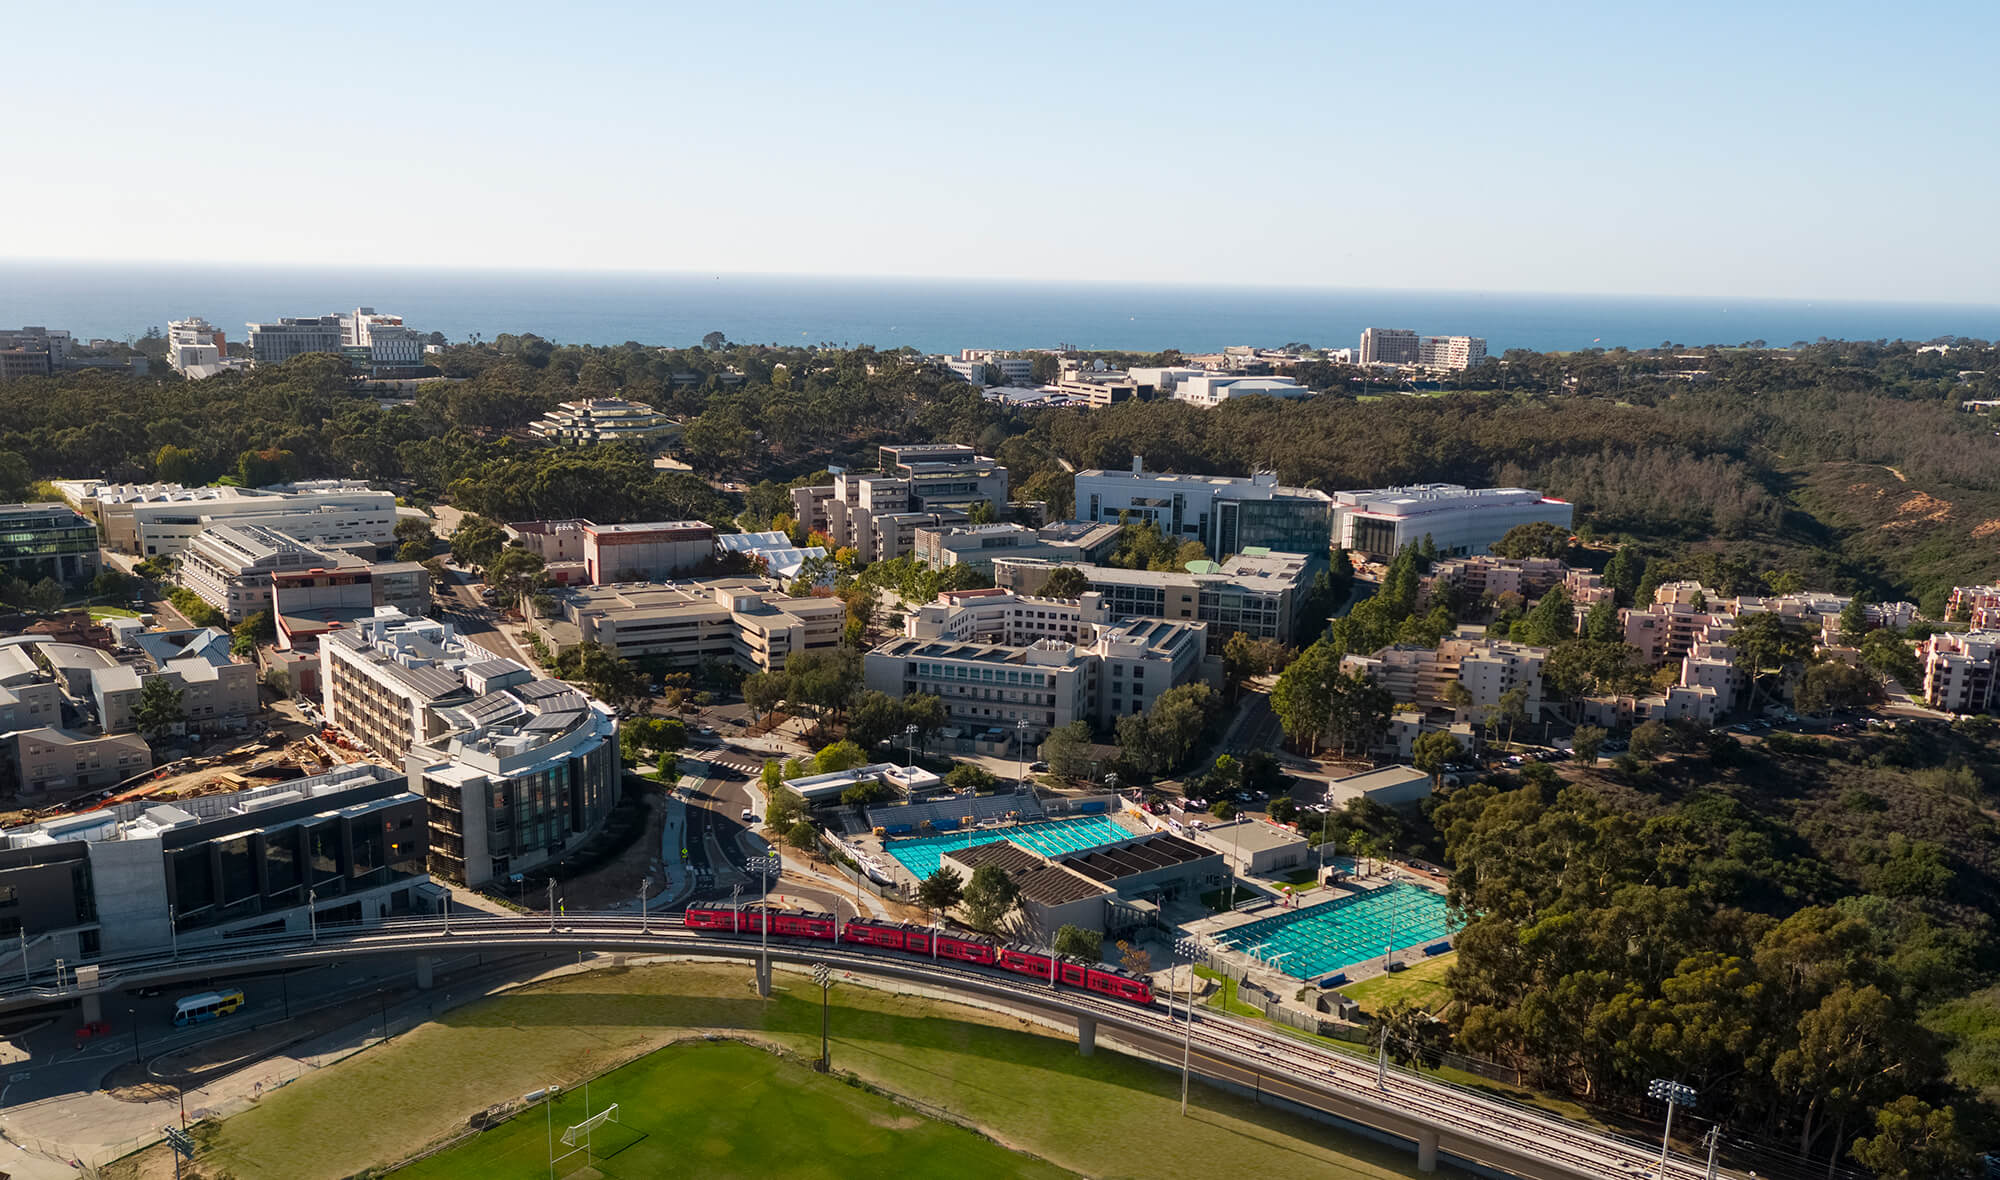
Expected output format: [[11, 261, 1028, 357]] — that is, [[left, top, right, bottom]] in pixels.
[[884, 815, 1136, 880], [1215, 883, 1460, 979]]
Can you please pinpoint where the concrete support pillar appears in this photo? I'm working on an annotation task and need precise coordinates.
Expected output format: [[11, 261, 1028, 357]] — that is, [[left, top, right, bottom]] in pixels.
[[415, 955, 434, 990], [1076, 1014, 1096, 1057], [1416, 1129, 1438, 1173], [77, 965, 101, 1024]]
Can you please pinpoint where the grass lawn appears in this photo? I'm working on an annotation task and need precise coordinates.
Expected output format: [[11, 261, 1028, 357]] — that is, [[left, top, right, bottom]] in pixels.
[[136, 962, 1458, 1180], [1341, 953, 1457, 1017], [88, 605, 140, 618], [1194, 967, 1267, 1019], [394, 1040, 1065, 1179]]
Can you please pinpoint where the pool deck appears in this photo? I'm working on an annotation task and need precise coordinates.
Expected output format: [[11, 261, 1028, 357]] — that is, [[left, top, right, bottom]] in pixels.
[[1183, 867, 1455, 987], [856, 813, 1148, 888]]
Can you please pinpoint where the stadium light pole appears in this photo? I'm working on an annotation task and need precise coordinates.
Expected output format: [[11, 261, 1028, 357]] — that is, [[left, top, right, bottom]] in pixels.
[[813, 962, 835, 1071], [1016, 718, 1029, 788], [1175, 936, 1201, 1115], [1647, 1079, 1697, 1180], [904, 723, 918, 768], [747, 855, 780, 991]]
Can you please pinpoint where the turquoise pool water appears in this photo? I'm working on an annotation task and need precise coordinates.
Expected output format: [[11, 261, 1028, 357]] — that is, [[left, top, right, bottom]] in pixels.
[[884, 815, 1135, 879], [1216, 883, 1460, 979]]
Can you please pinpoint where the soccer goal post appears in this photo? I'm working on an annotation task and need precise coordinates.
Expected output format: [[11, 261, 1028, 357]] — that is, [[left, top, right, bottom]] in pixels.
[[561, 1103, 619, 1147]]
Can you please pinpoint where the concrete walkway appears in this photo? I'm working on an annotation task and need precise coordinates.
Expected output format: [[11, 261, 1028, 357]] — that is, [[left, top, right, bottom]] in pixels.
[[779, 853, 892, 920]]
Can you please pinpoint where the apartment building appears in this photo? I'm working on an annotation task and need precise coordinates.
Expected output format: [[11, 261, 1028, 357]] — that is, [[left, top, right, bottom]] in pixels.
[[535, 579, 845, 672], [1330, 484, 1573, 560], [1921, 631, 2000, 713], [1072, 457, 1333, 558], [791, 447, 1007, 562], [991, 549, 1317, 651], [1358, 328, 1420, 366], [864, 616, 1208, 742], [61, 480, 399, 558], [529, 398, 679, 447], [246, 316, 344, 363], [1418, 336, 1489, 371], [1947, 585, 2000, 629], [1421, 555, 1568, 606], [1345, 633, 1546, 724], [0, 764, 429, 972], [166, 317, 232, 376], [1565, 569, 1617, 616], [92, 628, 260, 735], [0, 502, 100, 584], [5, 727, 153, 795], [1621, 602, 1731, 665]]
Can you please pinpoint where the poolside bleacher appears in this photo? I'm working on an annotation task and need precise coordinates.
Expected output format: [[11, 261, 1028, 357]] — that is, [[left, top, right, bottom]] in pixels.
[[866, 790, 1043, 836]]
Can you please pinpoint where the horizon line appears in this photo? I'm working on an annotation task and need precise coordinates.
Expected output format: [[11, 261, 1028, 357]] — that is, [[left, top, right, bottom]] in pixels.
[[3, 255, 1998, 315]]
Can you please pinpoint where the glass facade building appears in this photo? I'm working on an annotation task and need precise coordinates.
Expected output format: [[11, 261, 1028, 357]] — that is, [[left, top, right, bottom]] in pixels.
[[0, 502, 100, 584]]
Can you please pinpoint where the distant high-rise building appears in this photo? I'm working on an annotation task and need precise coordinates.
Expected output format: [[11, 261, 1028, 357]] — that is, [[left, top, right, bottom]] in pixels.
[[246, 316, 344, 364], [166, 316, 232, 375], [1419, 335, 1488, 370], [1358, 327, 1420, 366]]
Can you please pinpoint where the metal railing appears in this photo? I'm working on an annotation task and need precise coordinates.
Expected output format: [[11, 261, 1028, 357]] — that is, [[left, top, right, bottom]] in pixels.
[[0, 912, 1734, 1180]]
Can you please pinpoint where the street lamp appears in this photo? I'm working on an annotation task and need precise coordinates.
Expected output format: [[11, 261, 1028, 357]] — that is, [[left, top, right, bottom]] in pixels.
[[1174, 936, 1201, 1115], [812, 962, 836, 1071], [903, 723, 918, 768], [128, 1006, 140, 1066], [304, 891, 314, 945], [639, 875, 652, 934], [170, 903, 180, 958], [1648, 1078, 1697, 1180]]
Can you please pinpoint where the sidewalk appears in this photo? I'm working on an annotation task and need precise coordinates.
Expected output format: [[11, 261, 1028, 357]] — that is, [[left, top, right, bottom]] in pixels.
[[780, 853, 892, 920]]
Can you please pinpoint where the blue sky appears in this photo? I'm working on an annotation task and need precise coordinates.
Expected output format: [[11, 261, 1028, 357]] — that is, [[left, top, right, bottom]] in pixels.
[[7, 0, 1996, 302]]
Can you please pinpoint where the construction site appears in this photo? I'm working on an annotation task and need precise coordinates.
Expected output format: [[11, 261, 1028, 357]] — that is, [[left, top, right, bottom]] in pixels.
[[0, 710, 377, 831]]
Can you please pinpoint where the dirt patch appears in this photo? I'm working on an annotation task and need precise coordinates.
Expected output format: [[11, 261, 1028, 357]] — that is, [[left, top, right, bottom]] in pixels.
[[562, 791, 666, 909], [868, 1112, 925, 1131], [1882, 490, 1955, 531], [1972, 519, 2000, 539]]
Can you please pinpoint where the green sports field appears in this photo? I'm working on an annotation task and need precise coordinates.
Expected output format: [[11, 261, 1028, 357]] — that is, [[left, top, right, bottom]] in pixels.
[[394, 1039, 1066, 1179]]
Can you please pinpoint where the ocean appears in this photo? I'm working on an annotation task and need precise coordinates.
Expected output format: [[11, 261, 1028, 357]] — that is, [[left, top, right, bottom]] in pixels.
[[2, 261, 1995, 356]]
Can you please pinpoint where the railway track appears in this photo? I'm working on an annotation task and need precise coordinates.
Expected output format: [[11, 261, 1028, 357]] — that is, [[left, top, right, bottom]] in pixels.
[[0, 912, 1723, 1179]]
